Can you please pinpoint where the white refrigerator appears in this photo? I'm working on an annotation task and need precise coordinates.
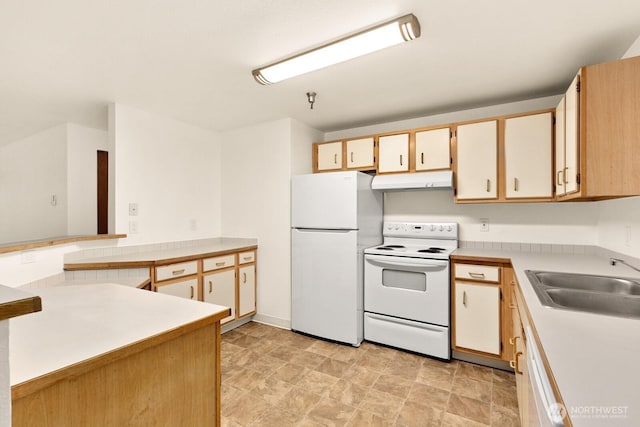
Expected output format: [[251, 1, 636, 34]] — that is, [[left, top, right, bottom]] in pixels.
[[291, 171, 383, 346]]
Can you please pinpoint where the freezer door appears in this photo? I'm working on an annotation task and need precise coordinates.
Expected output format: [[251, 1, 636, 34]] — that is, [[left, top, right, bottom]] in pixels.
[[291, 228, 362, 345], [291, 172, 361, 229]]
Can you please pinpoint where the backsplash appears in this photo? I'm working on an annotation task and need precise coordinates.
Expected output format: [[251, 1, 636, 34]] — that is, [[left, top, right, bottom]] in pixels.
[[459, 241, 597, 255]]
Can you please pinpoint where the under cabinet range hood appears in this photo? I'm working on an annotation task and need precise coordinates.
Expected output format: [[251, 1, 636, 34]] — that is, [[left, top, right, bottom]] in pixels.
[[371, 171, 453, 191]]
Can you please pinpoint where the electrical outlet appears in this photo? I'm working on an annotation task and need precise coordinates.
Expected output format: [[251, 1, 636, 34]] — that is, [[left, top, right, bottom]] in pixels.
[[129, 220, 138, 234], [480, 218, 490, 232], [129, 203, 138, 216], [189, 219, 197, 231]]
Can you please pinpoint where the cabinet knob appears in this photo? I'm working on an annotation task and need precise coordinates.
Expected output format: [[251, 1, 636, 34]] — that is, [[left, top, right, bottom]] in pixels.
[[462, 290, 467, 306], [563, 167, 569, 184], [350, 152, 354, 163], [215, 261, 225, 267], [486, 179, 491, 192], [209, 280, 213, 293], [556, 170, 564, 186], [400, 154, 403, 166], [468, 272, 485, 279], [514, 177, 519, 192], [420, 152, 424, 165], [334, 153, 338, 164], [190, 285, 194, 299], [172, 269, 185, 276], [242, 272, 247, 283]]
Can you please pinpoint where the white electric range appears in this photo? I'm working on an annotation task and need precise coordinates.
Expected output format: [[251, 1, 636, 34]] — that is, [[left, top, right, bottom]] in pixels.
[[363, 221, 458, 359]]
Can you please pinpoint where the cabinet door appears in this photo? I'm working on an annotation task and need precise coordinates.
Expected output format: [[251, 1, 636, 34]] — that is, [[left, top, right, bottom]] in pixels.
[[555, 97, 567, 196], [378, 134, 409, 173], [415, 128, 451, 171], [454, 282, 500, 355], [504, 113, 553, 199], [564, 74, 580, 195], [238, 265, 256, 317], [346, 137, 375, 169], [316, 142, 343, 171], [203, 269, 236, 324], [156, 278, 198, 301], [455, 121, 498, 200]]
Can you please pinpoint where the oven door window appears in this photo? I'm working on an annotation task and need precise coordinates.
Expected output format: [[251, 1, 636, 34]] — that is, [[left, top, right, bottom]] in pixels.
[[382, 269, 426, 292]]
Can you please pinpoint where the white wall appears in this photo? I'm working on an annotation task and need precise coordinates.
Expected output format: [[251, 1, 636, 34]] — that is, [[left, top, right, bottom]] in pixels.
[[66, 124, 109, 235], [221, 118, 322, 327], [0, 124, 68, 242], [594, 34, 640, 258], [110, 103, 222, 244], [385, 191, 597, 244]]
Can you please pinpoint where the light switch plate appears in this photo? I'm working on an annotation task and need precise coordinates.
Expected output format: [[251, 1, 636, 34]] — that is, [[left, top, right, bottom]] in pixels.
[[480, 218, 490, 232], [129, 203, 138, 216]]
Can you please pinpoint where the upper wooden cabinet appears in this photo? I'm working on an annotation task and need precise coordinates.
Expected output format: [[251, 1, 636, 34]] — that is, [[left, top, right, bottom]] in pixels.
[[557, 56, 640, 200], [504, 112, 553, 199], [555, 75, 580, 198], [455, 120, 498, 200], [346, 137, 375, 169], [313, 138, 376, 172], [415, 127, 451, 171], [377, 133, 410, 173], [315, 141, 343, 172]]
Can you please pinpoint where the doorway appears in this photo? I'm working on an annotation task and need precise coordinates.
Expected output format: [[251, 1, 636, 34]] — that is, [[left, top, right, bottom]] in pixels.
[[97, 150, 108, 234]]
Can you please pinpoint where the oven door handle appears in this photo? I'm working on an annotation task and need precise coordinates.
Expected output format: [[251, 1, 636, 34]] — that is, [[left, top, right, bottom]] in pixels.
[[365, 254, 448, 270]]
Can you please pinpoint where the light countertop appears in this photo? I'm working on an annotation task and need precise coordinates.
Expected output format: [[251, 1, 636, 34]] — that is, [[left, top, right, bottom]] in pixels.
[[9, 284, 229, 387], [453, 248, 640, 426], [64, 237, 258, 268]]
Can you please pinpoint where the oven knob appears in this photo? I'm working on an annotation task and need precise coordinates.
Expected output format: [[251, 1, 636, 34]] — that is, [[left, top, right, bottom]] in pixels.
[[430, 225, 435, 231], [439, 226, 444, 232], [447, 225, 453, 232]]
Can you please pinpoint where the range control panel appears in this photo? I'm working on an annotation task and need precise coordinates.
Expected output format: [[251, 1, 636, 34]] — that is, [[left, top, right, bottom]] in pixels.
[[383, 222, 458, 240]]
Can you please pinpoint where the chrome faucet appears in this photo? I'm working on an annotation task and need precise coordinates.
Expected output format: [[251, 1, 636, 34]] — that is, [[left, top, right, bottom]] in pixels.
[[610, 257, 640, 273]]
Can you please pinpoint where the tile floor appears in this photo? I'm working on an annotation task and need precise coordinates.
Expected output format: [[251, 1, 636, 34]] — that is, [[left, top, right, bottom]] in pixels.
[[221, 322, 520, 427]]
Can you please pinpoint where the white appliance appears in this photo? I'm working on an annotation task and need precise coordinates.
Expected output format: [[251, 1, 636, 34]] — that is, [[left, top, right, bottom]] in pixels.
[[371, 170, 453, 191], [526, 326, 565, 426], [291, 171, 383, 346], [364, 222, 458, 359]]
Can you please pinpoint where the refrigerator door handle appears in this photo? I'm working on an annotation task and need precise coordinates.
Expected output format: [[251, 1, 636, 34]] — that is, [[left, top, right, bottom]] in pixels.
[[292, 228, 355, 233]]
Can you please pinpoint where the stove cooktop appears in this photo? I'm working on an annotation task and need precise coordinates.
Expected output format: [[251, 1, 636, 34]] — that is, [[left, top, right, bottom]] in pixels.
[[365, 222, 458, 260]]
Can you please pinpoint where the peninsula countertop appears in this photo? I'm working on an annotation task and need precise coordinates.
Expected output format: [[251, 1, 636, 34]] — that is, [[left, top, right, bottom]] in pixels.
[[64, 237, 258, 270], [10, 284, 229, 389], [453, 248, 640, 427]]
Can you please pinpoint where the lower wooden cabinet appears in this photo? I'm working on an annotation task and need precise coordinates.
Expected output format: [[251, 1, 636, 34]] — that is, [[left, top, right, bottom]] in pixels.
[[203, 269, 236, 323], [452, 259, 513, 361], [454, 282, 500, 355], [152, 248, 258, 327], [156, 277, 198, 300], [238, 264, 256, 317]]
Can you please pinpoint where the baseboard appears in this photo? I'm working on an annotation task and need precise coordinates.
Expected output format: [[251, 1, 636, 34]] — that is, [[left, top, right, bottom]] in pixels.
[[452, 350, 513, 371], [251, 313, 291, 330]]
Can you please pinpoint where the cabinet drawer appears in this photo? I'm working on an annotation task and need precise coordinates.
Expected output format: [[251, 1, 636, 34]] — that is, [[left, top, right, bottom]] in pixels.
[[238, 251, 255, 264], [203, 254, 235, 272], [155, 261, 198, 282], [455, 264, 501, 283]]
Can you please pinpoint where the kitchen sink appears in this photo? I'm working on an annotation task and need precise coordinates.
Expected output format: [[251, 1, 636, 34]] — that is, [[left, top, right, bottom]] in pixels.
[[525, 270, 640, 319]]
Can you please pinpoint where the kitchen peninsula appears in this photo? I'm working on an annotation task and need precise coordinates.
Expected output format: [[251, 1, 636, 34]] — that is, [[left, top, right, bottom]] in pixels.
[[10, 284, 229, 426]]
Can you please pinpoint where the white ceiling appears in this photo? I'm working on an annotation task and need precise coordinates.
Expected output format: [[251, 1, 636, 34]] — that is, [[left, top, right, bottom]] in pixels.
[[1, 0, 639, 145]]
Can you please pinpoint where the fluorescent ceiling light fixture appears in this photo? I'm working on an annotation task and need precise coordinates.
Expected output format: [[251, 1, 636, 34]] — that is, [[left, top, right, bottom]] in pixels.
[[252, 14, 421, 85]]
